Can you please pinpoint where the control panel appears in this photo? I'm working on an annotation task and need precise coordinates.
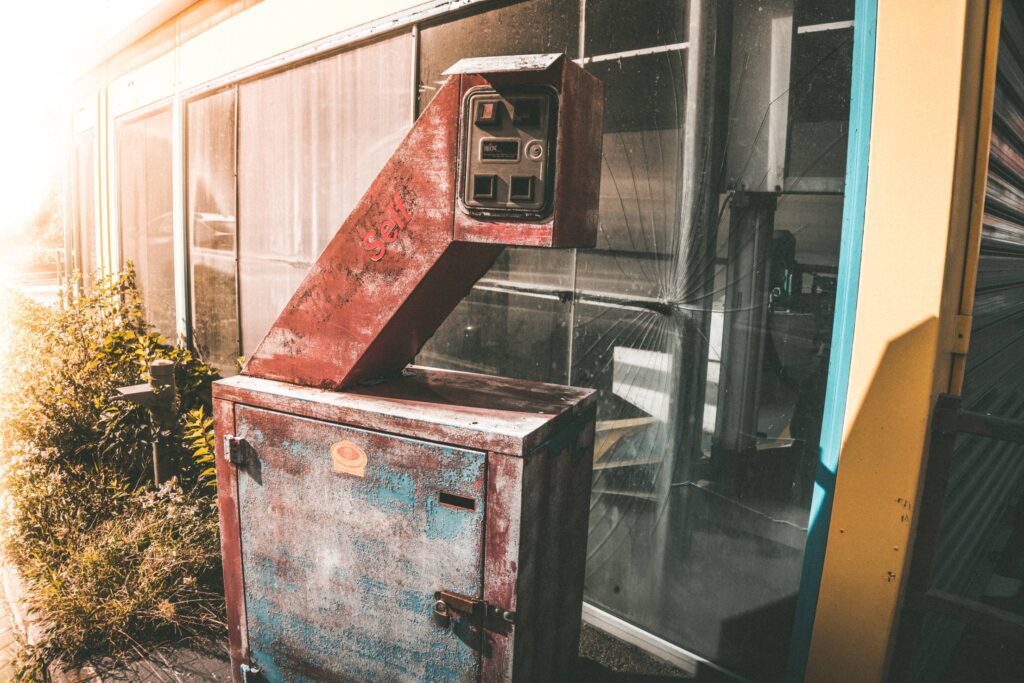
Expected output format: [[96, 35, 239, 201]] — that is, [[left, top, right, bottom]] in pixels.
[[460, 85, 557, 220]]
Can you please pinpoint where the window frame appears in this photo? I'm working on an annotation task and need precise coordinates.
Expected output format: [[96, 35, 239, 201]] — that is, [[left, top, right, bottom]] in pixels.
[[105, 0, 876, 677]]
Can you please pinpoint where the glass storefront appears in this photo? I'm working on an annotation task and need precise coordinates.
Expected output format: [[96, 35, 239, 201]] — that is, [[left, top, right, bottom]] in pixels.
[[117, 107, 176, 338], [168, 1, 856, 676]]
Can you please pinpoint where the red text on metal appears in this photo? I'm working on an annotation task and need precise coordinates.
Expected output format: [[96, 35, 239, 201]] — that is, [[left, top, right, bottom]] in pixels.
[[361, 192, 412, 262]]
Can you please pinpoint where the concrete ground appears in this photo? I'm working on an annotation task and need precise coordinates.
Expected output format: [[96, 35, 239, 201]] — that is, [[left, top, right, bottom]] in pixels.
[[0, 577, 22, 681], [0, 560, 695, 682]]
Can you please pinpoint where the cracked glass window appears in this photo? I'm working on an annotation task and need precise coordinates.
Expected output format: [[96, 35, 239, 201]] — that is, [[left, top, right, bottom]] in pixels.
[[117, 107, 176, 339], [421, 0, 854, 677]]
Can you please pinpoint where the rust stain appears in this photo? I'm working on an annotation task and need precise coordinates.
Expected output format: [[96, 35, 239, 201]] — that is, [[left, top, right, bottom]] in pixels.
[[215, 54, 604, 681], [242, 57, 603, 393]]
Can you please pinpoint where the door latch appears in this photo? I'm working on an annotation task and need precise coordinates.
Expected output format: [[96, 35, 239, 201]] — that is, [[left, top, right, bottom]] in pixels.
[[432, 590, 515, 629], [224, 435, 247, 465]]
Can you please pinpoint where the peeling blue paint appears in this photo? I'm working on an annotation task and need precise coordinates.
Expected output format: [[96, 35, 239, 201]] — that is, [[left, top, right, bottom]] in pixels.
[[236, 405, 485, 680]]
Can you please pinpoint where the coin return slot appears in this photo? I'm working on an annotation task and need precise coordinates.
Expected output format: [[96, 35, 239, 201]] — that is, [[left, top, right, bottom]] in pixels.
[[473, 174, 497, 200], [512, 99, 541, 127], [439, 492, 476, 511], [510, 176, 535, 201]]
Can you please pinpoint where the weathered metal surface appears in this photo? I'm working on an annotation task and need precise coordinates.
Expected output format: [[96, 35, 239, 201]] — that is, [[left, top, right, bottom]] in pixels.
[[213, 398, 249, 681], [243, 56, 603, 391], [442, 53, 564, 75], [217, 54, 603, 681], [241, 74, 480, 390], [482, 452, 523, 682], [216, 368, 596, 680], [453, 58, 604, 249], [214, 366, 595, 457], [235, 405, 486, 681], [509, 407, 595, 681]]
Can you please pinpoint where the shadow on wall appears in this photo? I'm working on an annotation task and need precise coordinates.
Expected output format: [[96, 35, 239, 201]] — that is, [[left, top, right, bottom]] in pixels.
[[797, 315, 941, 679]]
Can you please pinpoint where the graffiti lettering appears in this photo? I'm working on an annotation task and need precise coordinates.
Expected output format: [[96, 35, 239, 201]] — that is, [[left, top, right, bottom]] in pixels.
[[362, 192, 412, 262]]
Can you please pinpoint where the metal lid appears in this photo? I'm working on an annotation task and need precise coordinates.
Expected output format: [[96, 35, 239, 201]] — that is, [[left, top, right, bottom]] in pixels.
[[442, 53, 564, 76]]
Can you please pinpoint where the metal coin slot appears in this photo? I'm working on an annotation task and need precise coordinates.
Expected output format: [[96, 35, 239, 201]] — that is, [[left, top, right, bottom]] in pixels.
[[439, 491, 476, 511]]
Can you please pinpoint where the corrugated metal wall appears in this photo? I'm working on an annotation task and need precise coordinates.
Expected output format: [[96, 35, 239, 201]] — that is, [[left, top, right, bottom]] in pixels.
[[914, 3, 1024, 679]]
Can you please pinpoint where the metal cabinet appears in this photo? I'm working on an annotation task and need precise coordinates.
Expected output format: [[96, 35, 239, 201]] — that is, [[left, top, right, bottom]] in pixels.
[[214, 367, 595, 682]]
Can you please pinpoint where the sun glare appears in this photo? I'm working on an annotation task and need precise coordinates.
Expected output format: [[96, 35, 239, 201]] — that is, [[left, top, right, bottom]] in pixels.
[[0, 1, 163, 285]]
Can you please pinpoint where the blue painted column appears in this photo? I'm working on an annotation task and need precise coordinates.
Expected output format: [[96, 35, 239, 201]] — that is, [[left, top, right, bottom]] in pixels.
[[785, 1, 878, 680]]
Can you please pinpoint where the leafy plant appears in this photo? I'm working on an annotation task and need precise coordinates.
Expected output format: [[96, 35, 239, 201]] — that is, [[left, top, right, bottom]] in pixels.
[[184, 407, 217, 492], [0, 266, 225, 676]]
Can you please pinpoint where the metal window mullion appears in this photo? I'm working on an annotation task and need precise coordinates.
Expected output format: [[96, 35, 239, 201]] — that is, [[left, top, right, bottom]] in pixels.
[[234, 85, 243, 362], [172, 93, 189, 344]]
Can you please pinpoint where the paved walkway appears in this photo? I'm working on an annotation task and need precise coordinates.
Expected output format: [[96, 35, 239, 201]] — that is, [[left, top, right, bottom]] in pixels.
[[0, 578, 21, 680]]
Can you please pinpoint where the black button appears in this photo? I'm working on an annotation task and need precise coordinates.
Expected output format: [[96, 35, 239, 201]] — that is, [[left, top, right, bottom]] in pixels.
[[509, 176, 535, 201], [512, 99, 541, 127], [473, 174, 497, 200], [476, 101, 500, 127]]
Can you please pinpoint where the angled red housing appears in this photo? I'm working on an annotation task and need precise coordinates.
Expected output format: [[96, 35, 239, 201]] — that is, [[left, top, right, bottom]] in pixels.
[[242, 54, 603, 390]]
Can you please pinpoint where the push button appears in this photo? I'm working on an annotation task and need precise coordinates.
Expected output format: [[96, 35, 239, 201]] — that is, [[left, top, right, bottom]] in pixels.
[[476, 101, 500, 127], [512, 99, 541, 127], [509, 176, 535, 201], [473, 174, 498, 200]]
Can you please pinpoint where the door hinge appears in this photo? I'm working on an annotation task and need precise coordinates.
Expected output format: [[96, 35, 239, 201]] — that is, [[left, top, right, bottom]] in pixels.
[[433, 590, 515, 629], [952, 314, 972, 355], [224, 435, 247, 465]]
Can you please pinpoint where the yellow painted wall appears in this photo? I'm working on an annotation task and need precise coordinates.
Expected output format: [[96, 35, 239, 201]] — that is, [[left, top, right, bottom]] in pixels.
[[806, 1, 995, 680]]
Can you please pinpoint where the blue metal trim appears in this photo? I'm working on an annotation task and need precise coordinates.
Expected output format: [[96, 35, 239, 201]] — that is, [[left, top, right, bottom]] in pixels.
[[785, 0, 878, 680]]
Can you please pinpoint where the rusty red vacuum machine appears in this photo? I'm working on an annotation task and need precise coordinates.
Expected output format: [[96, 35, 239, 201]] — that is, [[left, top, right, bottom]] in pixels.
[[213, 54, 603, 682]]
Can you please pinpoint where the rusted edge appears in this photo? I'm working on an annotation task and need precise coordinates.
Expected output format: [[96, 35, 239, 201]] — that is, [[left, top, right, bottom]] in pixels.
[[482, 452, 523, 682], [214, 398, 248, 680], [212, 372, 597, 456], [442, 53, 564, 75]]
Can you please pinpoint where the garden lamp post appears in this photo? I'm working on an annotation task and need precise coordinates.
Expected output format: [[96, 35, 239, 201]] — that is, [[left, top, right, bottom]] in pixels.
[[113, 359, 177, 485]]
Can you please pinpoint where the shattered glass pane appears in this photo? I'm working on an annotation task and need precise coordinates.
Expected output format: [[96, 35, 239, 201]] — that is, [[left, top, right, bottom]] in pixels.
[[423, 1, 855, 677]]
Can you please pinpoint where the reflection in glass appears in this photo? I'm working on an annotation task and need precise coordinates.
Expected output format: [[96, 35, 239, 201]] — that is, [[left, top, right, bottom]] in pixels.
[[421, 1, 855, 678], [187, 88, 238, 375], [117, 108, 176, 338], [73, 131, 96, 282], [236, 33, 412, 357], [584, 0, 688, 56], [420, 287, 571, 385]]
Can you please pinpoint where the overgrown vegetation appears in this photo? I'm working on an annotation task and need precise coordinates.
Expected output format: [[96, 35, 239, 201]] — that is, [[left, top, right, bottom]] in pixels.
[[0, 267, 224, 677]]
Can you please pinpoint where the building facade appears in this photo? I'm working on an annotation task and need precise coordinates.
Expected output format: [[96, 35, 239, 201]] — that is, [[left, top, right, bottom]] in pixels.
[[65, 0, 1023, 680]]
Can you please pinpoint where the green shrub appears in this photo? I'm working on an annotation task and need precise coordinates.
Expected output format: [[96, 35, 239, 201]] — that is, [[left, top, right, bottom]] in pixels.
[[0, 267, 225, 676]]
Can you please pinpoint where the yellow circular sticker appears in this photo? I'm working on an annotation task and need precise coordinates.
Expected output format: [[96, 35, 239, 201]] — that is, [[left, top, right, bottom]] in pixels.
[[330, 440, 368, 478]]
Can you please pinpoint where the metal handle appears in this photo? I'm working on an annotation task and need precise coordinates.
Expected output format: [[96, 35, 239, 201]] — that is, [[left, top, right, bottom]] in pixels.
[[432, 599, 451, 628]]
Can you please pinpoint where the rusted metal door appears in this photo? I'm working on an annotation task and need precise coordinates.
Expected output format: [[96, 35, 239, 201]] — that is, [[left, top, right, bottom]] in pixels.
[[234, 405, 487, 681]]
